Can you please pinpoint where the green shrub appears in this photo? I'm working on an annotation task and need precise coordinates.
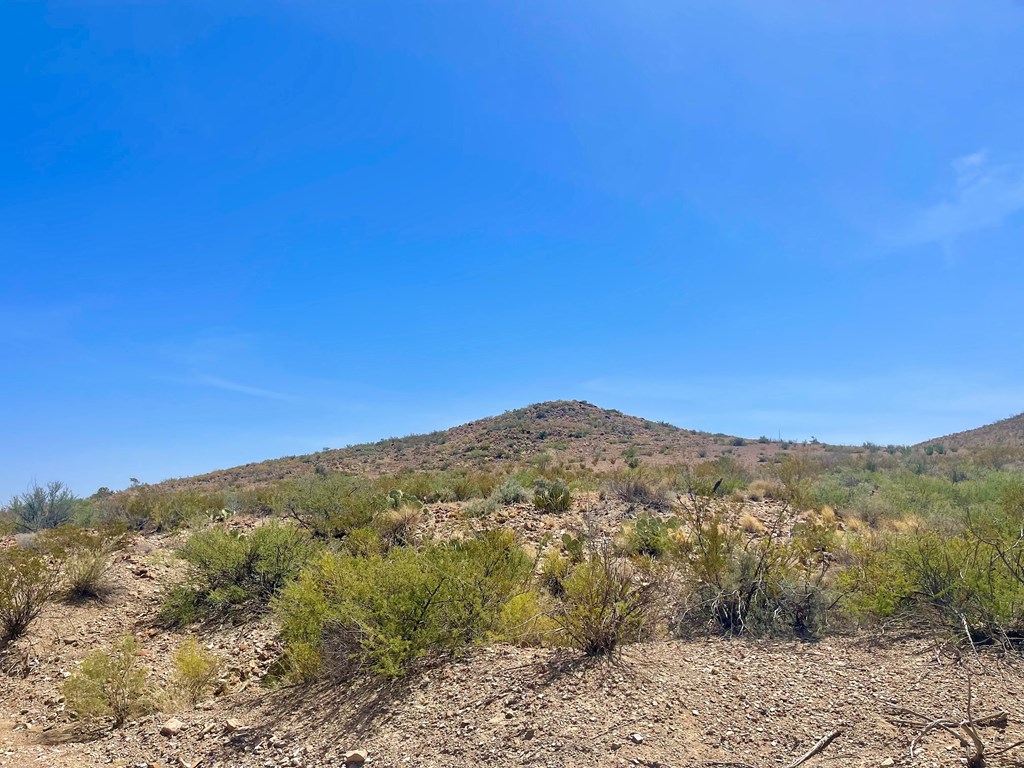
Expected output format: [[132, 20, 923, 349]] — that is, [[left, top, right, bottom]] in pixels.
[[491, 590, 559, 647], [0, 548, 58, 647], [63, 635, 153, 726], [277, 474, 386, 539], [463, 498, 498, 518], [39, 526, 128, 599], [553, 548, 667, 655], [539, 550, 571, 596], [492, 478, 530, 505], [160, 522, 316, 625], [374, 503, 423, 548], [843, 520, 1024, 645], [7, 481, 78, 532], [616, 515, 683, 559], [533, 478, 571, 513], [276, 529, 532, 678], [171, 638, 221, 706]]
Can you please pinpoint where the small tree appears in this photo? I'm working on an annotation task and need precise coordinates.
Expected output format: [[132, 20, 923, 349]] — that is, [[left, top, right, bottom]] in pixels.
[[9, 481, 78, 532]]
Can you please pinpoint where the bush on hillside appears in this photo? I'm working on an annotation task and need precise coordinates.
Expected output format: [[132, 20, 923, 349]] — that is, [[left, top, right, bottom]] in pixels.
[[159, 522, 316, 626], [533, 478, 571, 513], [492, 478, 530, 505], [8, 481, 78, 532], [676, 494, 836, 639], [276, 529, 532, 679], [609, 470, 670, 510], [0, 548, 59, 648], [38, 526, 130, 599], [63, 635, 153, 726], [553, 546, 668, 656], [170, 638, 222, 706]]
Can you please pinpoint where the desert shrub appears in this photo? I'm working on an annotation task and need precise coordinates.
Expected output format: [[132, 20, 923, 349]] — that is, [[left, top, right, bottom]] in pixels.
[[843, 506, 1024, 645], [616, 515, 684, 559], [63, 635, 153, 726], [745, 479, 785, 502], [341, 526, 386, 557], [553, 547, 668, 656], [492, 478, 530, 505], [676, 495, 835, 638], [539, 550, 571, 596], [374, 501, 423, 547], [0, 548, 58, 647], [277, 475, 386, 539], [276, 529, 532, 678], [491, 590, 560, 647], [171, 638, 221, 706], [38, 526, 129, 599], [533, 478, 571, 513], [160, 522, 316, 625], [463, 498, 498, 518], [737, 514, 766, 534], [8, 481, 78, 532], [64, 547, 114, 599], [608, 470, 669, 510]]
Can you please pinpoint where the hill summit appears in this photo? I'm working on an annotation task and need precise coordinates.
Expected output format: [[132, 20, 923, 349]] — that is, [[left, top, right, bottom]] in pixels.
[[161, 400, 794, 490]]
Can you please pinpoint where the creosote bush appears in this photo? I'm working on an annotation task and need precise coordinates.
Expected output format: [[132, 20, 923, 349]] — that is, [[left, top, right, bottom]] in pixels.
[[676, 490, 836, 639], [0, 548, 58, 648], [276, 529, 532, 679], [608, 470, 669, 510], [160, 522, 317, 626], [63, 635, 153, 726], [553, 545, 668, 656], [171, 638, 222, 706]]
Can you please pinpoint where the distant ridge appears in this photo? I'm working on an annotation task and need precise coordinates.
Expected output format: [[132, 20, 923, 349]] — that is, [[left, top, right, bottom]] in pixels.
[[918, 411, 1024, 450], [154, 400, 811, 491]]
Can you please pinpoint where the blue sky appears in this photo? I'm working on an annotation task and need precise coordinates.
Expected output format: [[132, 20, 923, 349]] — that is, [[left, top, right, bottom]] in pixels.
[[3, 2, 1024, 498]]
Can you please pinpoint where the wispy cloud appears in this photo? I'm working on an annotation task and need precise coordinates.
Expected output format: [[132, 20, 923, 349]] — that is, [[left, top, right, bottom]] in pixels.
[[895, 150, 1024, 250], [194, 374, 296, 401]]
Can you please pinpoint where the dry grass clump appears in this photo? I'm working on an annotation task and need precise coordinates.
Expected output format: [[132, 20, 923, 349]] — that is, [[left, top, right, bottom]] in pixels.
[[745, 478, 786, 501], [737, 514, 766, 534]]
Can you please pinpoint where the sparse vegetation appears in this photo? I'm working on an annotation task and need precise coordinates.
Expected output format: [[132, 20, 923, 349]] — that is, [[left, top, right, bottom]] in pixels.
[[532, 478, 572, 513], [0, 547, 58, 648], [170, 638, 222, 706], [7, 481, 78, 532], [553, 544, 668, 655], [63, 635, 153, 726]]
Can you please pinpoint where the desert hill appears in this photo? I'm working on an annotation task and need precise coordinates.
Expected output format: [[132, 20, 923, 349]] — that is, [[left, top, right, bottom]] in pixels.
[[919, 411, 1024, 451], [157, 400, 823, 491]]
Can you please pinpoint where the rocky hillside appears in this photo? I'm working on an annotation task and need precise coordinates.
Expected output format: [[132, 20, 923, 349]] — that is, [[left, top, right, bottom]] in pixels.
[[5, 499, 1024, 768], [156, 400, 826, 491], [920, 412, 1024, 451]]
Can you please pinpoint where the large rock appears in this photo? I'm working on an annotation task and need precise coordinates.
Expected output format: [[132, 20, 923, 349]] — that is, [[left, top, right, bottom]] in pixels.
[[160, 718, 184, 737], [343, 750, 368, 765]]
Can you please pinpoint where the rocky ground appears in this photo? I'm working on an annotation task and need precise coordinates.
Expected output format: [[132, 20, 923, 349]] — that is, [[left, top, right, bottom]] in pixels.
[[4, 503, 1024, 768]]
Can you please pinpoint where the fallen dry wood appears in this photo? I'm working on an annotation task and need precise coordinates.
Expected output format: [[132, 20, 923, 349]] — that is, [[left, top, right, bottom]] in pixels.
[[785, 730, 843, 768], [705, 730, 843, 768]]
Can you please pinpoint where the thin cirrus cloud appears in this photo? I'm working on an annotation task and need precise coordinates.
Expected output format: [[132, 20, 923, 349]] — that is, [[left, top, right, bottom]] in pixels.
[[193, 374, 297, 401], [895, 150, 1024, 250]]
